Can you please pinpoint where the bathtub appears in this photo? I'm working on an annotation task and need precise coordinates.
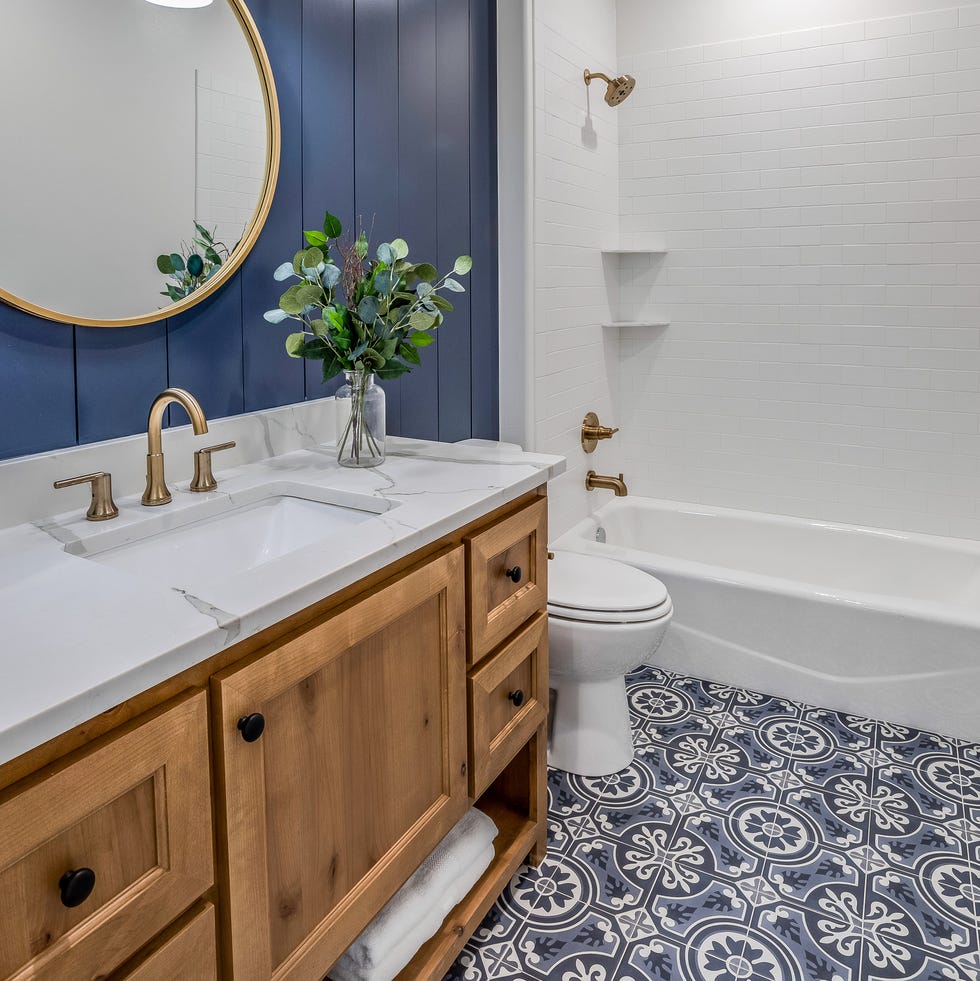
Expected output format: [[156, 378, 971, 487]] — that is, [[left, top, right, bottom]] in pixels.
[[553, 497, 980, 742]]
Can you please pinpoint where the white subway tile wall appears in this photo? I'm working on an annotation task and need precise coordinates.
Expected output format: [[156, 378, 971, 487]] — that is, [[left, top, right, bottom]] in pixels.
[[533, 0, 625, 536], [195, 70, 266, 247], [613, 4, 980, 538]]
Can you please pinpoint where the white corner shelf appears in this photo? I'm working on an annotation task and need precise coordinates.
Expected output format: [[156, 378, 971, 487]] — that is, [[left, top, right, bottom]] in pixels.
[[600, 247, 668, 256], [602, 319, 670, 328]]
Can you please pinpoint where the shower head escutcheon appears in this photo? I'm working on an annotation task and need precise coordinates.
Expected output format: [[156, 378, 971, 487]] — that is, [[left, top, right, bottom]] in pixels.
[[584, 68, 636, 106]]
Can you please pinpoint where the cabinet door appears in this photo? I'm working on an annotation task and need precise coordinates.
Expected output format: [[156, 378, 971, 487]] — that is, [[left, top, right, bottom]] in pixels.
[[0, 692, 212, 981], [213, 549, 468, 981]]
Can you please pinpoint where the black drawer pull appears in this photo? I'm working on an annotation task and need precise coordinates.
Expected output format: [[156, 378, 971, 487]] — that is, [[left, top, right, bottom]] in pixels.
[[59, 867, 96, 908], [508, 689, 526, 708], [238, 713, 266, 743], [505, 566, 523, 584]]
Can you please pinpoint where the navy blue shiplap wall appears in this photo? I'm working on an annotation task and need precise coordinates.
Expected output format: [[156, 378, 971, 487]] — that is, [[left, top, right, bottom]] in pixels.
[[0, 0, 498, 460]]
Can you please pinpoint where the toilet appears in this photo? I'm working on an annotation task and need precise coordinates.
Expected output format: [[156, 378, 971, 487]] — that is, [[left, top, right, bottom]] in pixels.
[[547, 551, 673, 777]]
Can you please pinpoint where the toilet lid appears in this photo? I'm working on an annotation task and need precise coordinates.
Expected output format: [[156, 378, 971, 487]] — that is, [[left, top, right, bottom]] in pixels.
[[548, 551, 668, 615]]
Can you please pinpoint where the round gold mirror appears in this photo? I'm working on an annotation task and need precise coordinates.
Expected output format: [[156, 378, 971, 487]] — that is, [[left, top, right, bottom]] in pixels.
[[0, 0, 280, 327]]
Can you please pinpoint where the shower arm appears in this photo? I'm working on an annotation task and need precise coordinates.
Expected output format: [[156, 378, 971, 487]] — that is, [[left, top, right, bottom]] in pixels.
[[584, 69, 613, 86]]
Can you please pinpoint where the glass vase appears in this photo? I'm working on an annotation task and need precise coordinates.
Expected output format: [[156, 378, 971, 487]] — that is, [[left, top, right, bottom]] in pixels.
[[335, 369, 386, 468]]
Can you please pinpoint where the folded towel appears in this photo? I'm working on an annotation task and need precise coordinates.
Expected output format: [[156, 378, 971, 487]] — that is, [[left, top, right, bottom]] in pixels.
[[328, 809, 498, 981]]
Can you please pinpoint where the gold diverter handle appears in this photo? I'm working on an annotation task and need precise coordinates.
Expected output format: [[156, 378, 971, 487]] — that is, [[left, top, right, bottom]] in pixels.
[[581, 412, 619, 453]]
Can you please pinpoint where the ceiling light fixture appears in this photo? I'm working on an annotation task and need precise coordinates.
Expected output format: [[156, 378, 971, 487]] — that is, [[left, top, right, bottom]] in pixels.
[[145, 0, 214, 8]]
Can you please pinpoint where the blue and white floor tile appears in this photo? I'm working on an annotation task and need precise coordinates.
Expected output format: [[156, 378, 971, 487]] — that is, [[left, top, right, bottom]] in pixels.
[[445, 667, 980, 981]]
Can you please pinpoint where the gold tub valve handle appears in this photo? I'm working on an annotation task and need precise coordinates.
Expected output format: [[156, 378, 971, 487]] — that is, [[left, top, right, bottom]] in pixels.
[[53, 472, 119, 521], [581, 412, 620, 453], [190, 441, 236, 493]]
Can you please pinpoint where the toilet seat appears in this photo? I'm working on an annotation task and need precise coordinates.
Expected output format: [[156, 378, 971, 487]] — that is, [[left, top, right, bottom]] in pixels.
[[547, 551, 672, 624]]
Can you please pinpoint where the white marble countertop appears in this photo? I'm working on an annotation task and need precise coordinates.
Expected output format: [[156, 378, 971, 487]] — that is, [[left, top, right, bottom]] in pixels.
[[0, 429, 563, 766]]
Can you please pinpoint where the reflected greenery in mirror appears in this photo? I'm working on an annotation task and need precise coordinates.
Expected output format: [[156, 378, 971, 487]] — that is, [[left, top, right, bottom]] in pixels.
[[0, 0, 279, 327]]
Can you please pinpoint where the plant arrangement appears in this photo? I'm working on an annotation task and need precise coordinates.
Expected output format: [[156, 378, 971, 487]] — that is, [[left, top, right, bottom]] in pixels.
[[263, 209, 471, 466], [263, 210, 470, 380], [156, 222, 232, 302]]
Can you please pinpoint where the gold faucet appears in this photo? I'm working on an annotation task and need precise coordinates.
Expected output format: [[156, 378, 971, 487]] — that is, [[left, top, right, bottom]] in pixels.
[[581, 412, 620, 453], [142, 388, 209, 506], [586, 470, 628, 497]]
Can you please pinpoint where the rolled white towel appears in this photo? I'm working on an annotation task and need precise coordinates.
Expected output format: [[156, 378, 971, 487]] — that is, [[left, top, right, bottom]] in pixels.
[[330, 841, 495, 981], [329, 808, 498, 981]]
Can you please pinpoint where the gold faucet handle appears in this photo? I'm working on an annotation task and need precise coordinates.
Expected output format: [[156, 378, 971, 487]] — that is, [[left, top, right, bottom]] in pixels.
[[53, 472, 119, 521], [190, 441, 236, 493], [581, 412, 620, 453]]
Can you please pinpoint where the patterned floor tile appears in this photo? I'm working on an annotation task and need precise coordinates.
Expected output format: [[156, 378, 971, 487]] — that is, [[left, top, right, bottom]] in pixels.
[[446, 671, 980, 981]]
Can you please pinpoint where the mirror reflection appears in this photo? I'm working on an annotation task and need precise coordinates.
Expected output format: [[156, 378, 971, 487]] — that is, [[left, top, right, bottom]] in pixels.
[[0, 0, 271, 325]]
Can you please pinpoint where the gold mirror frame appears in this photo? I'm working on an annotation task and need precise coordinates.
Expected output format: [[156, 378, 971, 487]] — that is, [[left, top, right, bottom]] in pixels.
[[0, 0, 280, 329]]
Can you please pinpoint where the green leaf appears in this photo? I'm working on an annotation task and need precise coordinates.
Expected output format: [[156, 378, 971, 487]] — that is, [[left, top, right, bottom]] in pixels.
[[357, 295, 381, 324], [409, 310, 435, 331], [400, 342, 421, 366], [170, 253, 185, 273], [391, 238, 409, 260], [444, 277, 465, 292], [453, 255, 473, 275], [279, 284, 309, 315], [416, 282, 434, 299], [430, 294, 453, 312], [274, 261, 295, 282], [166, 284, 183, 302], [375, 360, 413, 380], [157, 255, 175, 274], [355, 231, 369, 259], [377, 242, 396, 266], [285, 332, 308, 357], [322, 357, 345, 383], [295, 283, 323, 308], [187, 254, 205, 277], [293, 249, 308, 276], [410, 330, 435, 347], [374, 269, 397, 294], [321, 263, 341, 289], [205, 246, 222, 265], [194, 222, 215, 243], [414, 263, 438, 283], [302, 247, 325, 270], [305, 229, 329, 247], [323, 211, 343, 238], [264, 308, 290, 324]]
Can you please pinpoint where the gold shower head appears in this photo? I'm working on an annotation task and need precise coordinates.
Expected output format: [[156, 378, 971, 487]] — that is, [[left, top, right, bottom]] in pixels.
[[584, 68, 636, 106]]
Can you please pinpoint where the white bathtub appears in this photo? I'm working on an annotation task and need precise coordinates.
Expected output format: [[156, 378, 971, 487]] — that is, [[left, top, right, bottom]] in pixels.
[[553, 497, 980, 742]]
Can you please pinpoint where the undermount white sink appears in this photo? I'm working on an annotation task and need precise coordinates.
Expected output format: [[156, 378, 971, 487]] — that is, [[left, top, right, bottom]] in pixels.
[[66, 483, 392, 585]]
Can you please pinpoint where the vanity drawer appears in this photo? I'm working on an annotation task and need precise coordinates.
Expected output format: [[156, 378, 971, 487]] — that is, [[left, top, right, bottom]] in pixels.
[[465, 497, 548, 664], [0, 691, 213, 981], [119, 904, 217, 981], [468, 613, 549, 797]]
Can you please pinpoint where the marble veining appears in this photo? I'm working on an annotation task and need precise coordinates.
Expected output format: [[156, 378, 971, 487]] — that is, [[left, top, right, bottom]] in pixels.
[[0, 404, 563, 765]]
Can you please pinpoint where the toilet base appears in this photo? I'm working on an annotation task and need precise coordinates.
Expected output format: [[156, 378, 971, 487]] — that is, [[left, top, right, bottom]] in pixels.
[[548, 673, 634, 776]]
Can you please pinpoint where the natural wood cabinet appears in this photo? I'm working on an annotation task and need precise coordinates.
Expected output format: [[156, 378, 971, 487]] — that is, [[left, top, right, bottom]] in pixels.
[[0, 692, 212, 981], [0, 488, 549, 981], [212, 548, 469, 981]]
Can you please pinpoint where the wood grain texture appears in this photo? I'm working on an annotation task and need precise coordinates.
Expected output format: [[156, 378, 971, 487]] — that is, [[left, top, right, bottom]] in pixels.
[[465, 497, 549, 664], [212, 548, 468, 981], [116, 903, 218, 981], [0, 692, 213, 980], [468, 613, 548, 798]]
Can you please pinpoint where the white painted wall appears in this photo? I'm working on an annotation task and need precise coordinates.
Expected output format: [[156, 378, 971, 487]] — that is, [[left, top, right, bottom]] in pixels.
[[617, 2, 980, 538], [530, 0, 625, 535], [0, 0, 261, 322]]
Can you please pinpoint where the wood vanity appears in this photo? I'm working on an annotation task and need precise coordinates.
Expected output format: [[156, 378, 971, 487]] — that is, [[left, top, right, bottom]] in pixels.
[[0, 488, 549, 981]]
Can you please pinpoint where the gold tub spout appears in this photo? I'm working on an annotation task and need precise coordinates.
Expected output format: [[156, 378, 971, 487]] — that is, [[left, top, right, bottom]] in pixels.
[[142, 388, 209, 506], [586, 470, 628, 497]]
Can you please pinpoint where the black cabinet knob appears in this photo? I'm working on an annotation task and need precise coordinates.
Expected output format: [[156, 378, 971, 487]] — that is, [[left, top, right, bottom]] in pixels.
[[59, 868, 96, 908], [505, 566, 523, 584], [508, 689, 526, 708], [238, 713, 265, 743]]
